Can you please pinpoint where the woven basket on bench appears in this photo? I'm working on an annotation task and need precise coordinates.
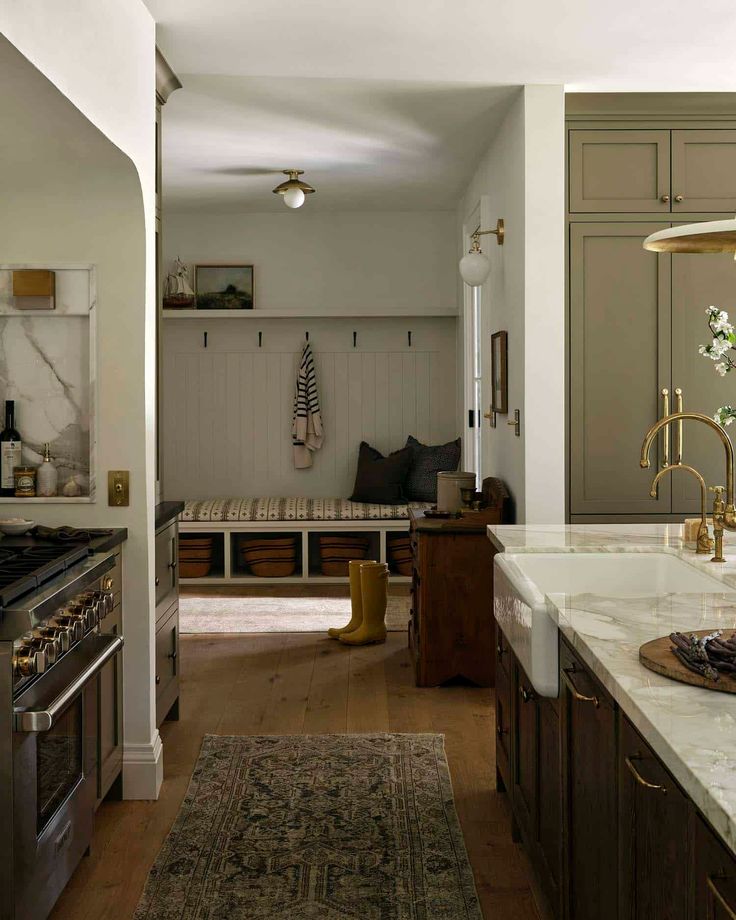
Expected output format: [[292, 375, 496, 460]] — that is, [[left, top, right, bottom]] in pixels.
[[179, 535, 214, 578], [387, 534, 412, 576], [240, 535, 297, 577], [318, 535, 370, 577]]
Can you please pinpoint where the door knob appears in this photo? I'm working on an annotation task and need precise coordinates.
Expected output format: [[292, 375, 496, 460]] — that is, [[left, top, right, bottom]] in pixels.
[[675, 194, 684, 203], [660, 194, 670, 203]]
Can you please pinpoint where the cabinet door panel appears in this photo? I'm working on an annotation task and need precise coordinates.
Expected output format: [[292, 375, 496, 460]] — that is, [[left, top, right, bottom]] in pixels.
[[537, 698, 561, 908], [672, 130, 736, 213], [513, 662, 537, 840], [619, 715, 690, 920], [671, 247, 736, 513], [570, 223, 672, 515], [495, 646, 512, 790], [694, 813, 736, 920], [560, 641, 618, 920], [569, 130, 671, 213]]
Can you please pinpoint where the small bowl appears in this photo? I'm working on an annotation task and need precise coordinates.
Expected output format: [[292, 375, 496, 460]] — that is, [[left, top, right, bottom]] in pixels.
[[0, 519, 35, 536]]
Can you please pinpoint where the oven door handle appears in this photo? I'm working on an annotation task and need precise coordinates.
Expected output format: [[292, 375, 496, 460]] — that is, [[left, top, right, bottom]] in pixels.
[[14, 635, 124, 732]]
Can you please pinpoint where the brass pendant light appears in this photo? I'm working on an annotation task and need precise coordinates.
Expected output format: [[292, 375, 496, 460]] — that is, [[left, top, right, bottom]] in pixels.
[[272, 169, 316, 209], [643, 218, 736, 253]]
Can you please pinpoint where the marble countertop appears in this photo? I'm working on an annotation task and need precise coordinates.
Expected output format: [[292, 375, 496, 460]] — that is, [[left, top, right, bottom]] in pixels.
[[488, 522, 736, 854]]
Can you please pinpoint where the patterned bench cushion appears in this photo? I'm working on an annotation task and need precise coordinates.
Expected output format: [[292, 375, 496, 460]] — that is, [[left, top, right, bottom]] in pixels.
[[180, 497, 431, 523]]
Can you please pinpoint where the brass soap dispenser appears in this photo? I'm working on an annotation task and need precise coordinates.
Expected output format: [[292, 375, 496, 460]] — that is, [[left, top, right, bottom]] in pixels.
[[36, 443, 58, 497]]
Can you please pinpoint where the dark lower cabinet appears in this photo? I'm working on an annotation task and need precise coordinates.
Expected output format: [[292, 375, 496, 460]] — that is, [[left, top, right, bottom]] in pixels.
[[560, 640, 618, 920], [504, 642, 562, 916], [495, 623, 736, 920], [694, 813, 736, 919], [619, 714, 691, 920]]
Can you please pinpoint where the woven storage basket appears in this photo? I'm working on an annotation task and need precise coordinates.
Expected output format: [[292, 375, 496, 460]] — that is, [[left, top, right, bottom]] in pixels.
[[388, 534, 413, 576], [180, 536, 214, 550], [179, 560, 212, 578], [318, 535, 369, 577], [240, 536, 297, 577], [179, 547, 213, 561]]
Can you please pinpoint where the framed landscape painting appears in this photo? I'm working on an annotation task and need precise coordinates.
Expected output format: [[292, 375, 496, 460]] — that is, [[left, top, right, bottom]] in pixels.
[[194, 264, 254, 310]]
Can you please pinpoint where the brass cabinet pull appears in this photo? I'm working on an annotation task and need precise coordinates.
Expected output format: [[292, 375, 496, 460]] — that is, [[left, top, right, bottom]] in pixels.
[[660, 194, 670, 203], [674, 388, 683, 464], [707, 875, 736, 919], [496, 723, 507, 737], [519, 685, 535, 703], [661, 388, 670, 468], [561, 667, 599, 707], [625, 754, 667, 793], [675, 194, 684, 203], [497, 642, 505, 658]]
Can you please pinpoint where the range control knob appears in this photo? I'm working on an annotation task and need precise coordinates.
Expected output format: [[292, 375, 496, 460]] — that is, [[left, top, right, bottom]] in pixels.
[[51, 616, 84, 643], [24, 636, 58, 666], [81, 591, 107, 621], [67, 603, 97, 630], [34, 625, 71, 654], [13, 645, 47, 679]]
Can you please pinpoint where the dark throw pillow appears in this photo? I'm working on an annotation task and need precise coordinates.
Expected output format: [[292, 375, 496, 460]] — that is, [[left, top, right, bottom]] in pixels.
[[349, 441, 412, 504], [404, 435, 462, 502]]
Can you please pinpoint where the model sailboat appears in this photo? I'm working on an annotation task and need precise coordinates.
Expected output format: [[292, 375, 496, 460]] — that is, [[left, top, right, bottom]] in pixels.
[[163, 258, 195, 308]]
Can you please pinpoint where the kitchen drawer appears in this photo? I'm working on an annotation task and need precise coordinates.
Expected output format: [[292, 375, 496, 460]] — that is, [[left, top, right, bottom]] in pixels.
[[693, 813, 736, 919], [155, 520, 178, 616], [155, 602, 179, 727]]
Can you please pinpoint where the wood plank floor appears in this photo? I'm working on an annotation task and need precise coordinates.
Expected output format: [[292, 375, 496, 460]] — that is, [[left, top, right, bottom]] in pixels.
[[51, 632, 541, 920]]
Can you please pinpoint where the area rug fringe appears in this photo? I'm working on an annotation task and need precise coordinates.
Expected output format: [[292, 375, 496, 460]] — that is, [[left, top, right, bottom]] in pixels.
[[134, 732, 483, 919]]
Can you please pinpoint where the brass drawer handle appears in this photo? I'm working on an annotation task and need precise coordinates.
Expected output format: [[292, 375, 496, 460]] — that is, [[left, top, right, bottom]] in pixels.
[[561, 667, 599, 707], [497, 642, 505, 658], [520, 686, 535, 703], [661, 388, 670, 468], [708, 875, 736, 919], [625, 754, 667, 794], [496, 724, 507, 737]]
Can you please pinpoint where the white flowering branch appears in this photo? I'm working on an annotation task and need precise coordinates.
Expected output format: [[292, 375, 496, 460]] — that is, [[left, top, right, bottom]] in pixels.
[[699, 306, 736, 426]]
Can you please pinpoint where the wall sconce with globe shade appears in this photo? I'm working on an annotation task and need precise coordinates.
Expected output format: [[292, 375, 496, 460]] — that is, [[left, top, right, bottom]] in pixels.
[[459, 218, 505, 287]]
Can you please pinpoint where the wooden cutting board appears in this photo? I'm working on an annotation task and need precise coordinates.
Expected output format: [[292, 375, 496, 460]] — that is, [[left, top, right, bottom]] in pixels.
[[640, 629, 736, 694]]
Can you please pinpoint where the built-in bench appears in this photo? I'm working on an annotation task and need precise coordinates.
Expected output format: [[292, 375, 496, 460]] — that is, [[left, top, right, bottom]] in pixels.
[[179, 497, 431, 584]]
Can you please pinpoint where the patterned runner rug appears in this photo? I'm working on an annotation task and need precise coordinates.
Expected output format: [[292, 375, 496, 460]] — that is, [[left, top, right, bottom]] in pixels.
[[134, 733, 483, 920]]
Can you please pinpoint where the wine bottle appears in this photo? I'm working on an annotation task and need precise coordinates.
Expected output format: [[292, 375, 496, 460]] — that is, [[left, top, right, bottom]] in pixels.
[[0, 401, 22, 497]]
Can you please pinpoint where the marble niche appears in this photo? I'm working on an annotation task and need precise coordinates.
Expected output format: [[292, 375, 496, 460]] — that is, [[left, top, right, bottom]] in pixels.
[[0, 265, 96, 500]]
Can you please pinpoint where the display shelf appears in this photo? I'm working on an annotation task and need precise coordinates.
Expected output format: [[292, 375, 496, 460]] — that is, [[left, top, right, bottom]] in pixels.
[[0, 496, 93, 503], [162, 307, 458, 319]]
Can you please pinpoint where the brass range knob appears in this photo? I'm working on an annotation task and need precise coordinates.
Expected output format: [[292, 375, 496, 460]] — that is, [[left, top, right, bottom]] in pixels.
[[51, 615, 84, 643], [67, 602, 97, 630], [24, 635, 58, 666], [34, 625, 71, 654], [13, 645, 47, 679]]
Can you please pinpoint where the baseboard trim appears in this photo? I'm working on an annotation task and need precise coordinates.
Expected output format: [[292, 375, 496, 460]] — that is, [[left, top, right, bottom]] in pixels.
[[122, 731, 163, 800]]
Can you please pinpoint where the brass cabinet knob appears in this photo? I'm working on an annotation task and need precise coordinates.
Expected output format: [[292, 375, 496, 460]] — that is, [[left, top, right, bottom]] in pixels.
[[675, 194, 684, 203], [660, 194, 670, 203]]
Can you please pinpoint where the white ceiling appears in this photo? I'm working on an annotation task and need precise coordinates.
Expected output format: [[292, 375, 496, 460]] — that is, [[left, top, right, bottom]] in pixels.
[[146, 0, 736, 211]]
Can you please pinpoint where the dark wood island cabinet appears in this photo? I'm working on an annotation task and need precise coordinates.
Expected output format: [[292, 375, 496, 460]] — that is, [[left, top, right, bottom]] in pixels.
[[496, 622, 736, 920]]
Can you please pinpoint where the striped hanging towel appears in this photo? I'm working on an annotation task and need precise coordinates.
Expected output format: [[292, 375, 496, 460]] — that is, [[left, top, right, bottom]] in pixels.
[[292, 341, 324, 468]]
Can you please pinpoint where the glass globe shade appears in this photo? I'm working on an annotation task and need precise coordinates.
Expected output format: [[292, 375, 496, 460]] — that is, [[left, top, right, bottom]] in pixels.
[[459, 250, 491, 286], [283, 186, 305, 209]]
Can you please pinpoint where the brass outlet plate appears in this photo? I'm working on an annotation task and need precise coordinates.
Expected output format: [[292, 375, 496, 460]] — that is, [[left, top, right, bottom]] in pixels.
[[108, 470, 130, 506]]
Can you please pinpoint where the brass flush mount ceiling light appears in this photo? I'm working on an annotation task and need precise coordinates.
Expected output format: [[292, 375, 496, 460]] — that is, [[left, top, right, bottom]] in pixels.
[[643, 218, 736, 254], [272, 169, 316, 209], [459, 218, 505, 287]]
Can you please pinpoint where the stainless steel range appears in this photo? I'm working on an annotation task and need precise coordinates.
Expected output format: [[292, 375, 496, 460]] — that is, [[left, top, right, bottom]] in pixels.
[[0, 541, 123, 920]]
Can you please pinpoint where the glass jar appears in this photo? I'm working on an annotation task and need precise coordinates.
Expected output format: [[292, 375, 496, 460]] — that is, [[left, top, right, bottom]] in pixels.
[[13, 466, 36, 498]]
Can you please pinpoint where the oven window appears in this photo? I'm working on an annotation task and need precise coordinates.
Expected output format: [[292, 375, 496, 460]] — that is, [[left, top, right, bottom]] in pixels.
[[37, 696, 83, 834]]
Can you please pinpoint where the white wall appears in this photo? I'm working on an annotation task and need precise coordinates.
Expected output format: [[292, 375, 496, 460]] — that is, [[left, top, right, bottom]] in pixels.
[[164, 209, 456, 314], [457, 85, 565, 523], [0, 3, 161, 799], [162, 209, 459, 499]]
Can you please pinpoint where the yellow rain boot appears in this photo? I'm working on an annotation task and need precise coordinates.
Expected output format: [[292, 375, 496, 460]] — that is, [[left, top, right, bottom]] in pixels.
[[339, 562, 388, 646], [327, 559, 377, 639]]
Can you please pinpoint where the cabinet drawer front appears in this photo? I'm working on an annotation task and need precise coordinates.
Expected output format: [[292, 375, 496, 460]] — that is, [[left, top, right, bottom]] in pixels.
[[619, 715, 690, 920], [569, 130, 671, 213], [694, 814, 736, 920], [672, 130, 736, 213], [155, 605, 179, 726], [155, 522, 178, 614], [513, 661, 538, 838]]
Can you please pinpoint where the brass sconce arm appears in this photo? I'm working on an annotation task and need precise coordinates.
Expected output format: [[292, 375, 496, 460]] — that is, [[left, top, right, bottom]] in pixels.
[[649, 463, 713, 554], [471, 218, 505, 248]]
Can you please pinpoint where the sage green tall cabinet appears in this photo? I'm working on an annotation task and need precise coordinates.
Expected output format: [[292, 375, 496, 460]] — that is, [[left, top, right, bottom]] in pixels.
[[568, 96, 736, 521]]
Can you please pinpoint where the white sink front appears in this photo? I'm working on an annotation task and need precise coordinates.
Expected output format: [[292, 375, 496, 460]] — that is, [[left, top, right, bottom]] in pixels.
[[494, 552, 727, 698]]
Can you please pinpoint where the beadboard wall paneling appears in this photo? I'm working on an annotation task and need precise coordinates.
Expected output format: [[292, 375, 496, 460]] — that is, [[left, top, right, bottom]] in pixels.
[[162, 317, 458, 499]]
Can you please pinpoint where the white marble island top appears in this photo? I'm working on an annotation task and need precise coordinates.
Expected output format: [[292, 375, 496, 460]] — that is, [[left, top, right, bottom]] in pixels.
[[488, 523, 736, 854]]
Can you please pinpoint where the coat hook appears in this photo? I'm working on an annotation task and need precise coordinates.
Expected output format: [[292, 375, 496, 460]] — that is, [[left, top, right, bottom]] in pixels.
[[353, 331, 357, 348], [305, 331, 309, 343], [407, 330, 412, 347], [258, 331, 262, 348], [204, 331, 208, 348]]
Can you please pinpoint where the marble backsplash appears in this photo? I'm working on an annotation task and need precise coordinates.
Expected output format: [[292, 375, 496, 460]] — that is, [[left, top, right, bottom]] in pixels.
[[0, 266, 94, 498]]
